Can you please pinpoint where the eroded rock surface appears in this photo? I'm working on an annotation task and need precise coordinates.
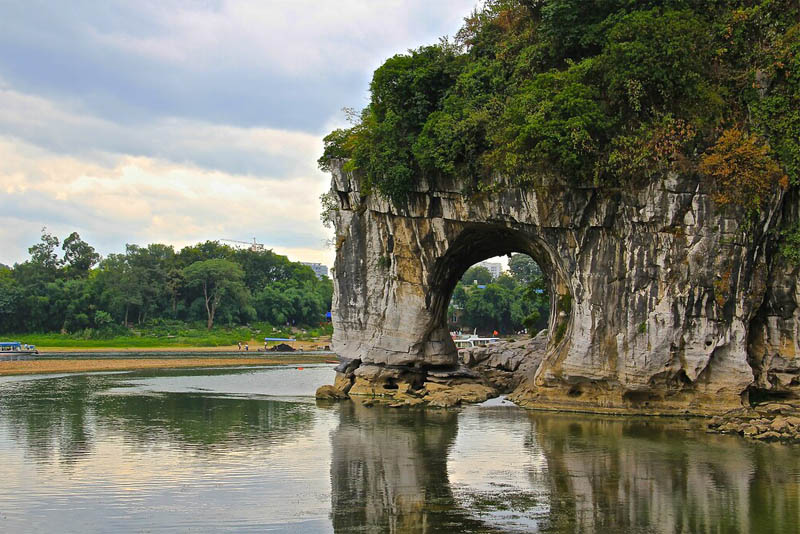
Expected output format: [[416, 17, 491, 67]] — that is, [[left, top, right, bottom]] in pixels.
[[458, 331, 548, 393], [323, 160, 800, 414], [318, 360, 498, 408]]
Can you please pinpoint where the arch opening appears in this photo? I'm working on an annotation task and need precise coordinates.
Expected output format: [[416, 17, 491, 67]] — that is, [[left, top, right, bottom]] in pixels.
[[446, 254, 549, 337], [425, 225, 573, 365]]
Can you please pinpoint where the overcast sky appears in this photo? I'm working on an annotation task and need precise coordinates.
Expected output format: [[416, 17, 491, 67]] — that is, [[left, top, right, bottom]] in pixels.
[[0, 0, 478, 267]]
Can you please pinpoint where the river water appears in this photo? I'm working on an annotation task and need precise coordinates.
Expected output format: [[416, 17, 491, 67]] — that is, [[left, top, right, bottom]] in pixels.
[[0, 365, 797, 533]]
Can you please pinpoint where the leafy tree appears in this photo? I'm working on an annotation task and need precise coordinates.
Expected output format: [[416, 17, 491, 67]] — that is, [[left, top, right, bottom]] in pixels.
[[450, 284, 468, 309], [176, 241, 233, 269], [0, 268, 23, 332], [518, 274, 550, 332], [165, 268, 185, 318], [450, 261, 550, 334], [253, 285, 292, 325], [461, 265, 493, 285], [94, 253, 139, 325], [699, 127, 788, 211], [62, 232, 100, 278], [126, 244, 174, 324], [183, 259, 248, 330], [462, 284, 513, 334], [508, 254, 541, 284], [5, 232, 331, 334], [24, 228, 62, 285]]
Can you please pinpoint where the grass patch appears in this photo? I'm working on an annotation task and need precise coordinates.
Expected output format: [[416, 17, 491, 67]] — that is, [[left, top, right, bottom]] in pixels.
[[5, 321, 333, 349]]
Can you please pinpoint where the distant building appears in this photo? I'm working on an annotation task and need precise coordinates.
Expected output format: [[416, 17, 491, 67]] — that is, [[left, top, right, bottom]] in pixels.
[[477, 261, 502, 280], [301, 262, 329, 279]]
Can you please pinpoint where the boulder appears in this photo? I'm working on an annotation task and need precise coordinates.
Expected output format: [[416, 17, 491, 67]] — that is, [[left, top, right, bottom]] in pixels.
[[423, 382, 497, 408], [316, 385, 349, 400]]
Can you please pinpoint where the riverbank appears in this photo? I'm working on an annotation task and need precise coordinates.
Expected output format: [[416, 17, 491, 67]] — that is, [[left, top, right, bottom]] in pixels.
[[37, 338, 329, 353], [0, 354, 336, 376], [3, 323, 333, 352]]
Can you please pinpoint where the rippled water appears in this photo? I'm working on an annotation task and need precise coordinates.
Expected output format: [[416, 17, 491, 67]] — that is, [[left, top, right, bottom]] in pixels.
[[0, 365, 798, 533]]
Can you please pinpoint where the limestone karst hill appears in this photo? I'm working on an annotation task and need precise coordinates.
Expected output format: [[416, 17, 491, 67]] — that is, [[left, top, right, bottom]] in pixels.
[[317, 1, 800, 414]]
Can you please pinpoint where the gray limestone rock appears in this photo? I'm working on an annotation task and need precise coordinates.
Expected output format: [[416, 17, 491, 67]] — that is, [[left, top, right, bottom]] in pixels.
[[326, 159, 796, 414], [334, 357, 362, 376]]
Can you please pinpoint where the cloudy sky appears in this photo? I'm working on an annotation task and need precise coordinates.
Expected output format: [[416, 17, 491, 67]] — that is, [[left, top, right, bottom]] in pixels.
[[0, 0, 477, 267]]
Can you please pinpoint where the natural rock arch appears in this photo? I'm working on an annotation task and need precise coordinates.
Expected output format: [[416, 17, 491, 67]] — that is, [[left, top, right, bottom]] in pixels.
[[425, 225, 569, 359], [325, 160, 795, 414]]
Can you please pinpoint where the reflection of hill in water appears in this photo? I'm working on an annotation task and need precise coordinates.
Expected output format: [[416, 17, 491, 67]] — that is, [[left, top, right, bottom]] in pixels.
[[0, 372, 316, 464], [329, 405, 800, 534], [329, 402, 505, 534], [1, 372, 798, 534], [530, 413, 800, 534]]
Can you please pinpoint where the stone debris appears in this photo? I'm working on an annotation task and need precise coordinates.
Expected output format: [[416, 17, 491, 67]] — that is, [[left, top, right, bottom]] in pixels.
[[314, 354, 498, 407], [708, 401, 800, 442], [458, 331, 548, 392]]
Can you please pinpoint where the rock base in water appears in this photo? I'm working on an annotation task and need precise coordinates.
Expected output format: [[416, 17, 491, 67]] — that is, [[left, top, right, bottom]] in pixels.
[[708, 401, 800, 442], [320, 334, 763, 414], [315, 384, 349, 400], [317, 357, 498, 408]]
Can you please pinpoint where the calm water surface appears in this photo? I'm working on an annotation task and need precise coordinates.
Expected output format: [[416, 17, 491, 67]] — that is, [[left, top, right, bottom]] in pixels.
[[0, 364, 798, 533]]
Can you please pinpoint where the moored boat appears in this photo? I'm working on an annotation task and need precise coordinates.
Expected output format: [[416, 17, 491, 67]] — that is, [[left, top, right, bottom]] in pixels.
[[0, 341, 38, 355], [452, 335, 500, 349]]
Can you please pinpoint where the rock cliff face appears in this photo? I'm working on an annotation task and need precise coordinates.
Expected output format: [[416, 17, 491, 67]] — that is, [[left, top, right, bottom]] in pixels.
[[325, 160, 800, 414]]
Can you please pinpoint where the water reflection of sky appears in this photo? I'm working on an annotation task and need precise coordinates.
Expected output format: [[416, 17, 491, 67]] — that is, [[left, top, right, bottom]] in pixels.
[[449, 405, 551, 531], [0, 368, 337, 532], [100, 364, 334, 397]]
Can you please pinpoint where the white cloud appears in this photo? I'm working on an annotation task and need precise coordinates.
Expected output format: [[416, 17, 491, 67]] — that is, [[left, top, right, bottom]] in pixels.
[[0, 84, 323, 177], [0, 0, 481, 267], [88, 0, 475, 75], [0, 137, 334, 266]]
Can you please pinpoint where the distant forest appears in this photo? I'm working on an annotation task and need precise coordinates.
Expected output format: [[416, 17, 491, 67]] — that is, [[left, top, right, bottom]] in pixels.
[[449, 254, 550, 335], [0, 229, 332, 335]]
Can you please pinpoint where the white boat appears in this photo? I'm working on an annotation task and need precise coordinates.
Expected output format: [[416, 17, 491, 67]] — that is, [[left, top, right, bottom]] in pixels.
[[0, 342, 38, 355], [453, 335, 500, 349]]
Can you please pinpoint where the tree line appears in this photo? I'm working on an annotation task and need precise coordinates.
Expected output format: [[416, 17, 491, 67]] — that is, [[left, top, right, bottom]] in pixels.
[[0, 229, 332, 335], [448, 254, 550, 335]]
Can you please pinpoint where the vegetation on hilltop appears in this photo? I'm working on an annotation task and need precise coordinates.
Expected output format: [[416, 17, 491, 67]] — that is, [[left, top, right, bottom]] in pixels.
[[319, 0, 798, 211], [0, 229, 332, 337]]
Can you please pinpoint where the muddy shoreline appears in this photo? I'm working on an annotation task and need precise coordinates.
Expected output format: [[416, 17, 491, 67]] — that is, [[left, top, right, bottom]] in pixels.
[[0, 354, 336, 376]]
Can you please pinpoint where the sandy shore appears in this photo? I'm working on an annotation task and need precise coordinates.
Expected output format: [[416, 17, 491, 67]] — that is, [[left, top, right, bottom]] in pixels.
[[0, 355, 336, 376], [40, 339, 330, 353]]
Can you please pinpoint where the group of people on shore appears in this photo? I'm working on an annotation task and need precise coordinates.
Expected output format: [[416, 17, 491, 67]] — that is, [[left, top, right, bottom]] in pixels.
[[237, 341, 272, 352]]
